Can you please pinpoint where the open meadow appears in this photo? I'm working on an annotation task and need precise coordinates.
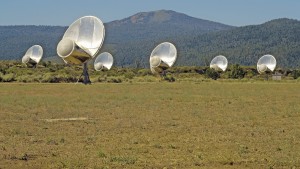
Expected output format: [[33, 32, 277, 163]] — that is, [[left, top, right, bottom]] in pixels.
[[0, 82, 300, 168]]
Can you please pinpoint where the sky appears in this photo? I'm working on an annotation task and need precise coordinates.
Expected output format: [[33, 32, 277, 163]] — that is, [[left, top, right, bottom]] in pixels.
[[0, 0, 300, 26]]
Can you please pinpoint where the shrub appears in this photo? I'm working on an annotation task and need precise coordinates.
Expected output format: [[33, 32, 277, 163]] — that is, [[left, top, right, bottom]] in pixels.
[[32, 74, 43, 83], [205, 68, 220, 80], [97, 75, 107, 82], [49, 67, 57, 72], [135, 76, 158, 82], [292, 70, 300, 79], [42, 73, 60, 83], [228, 64, 245, 79], [1, 73, 15, 82], [244, 70, 256, 79], [137, 69, 151, 76], [107, 77, 122, 83], [0, 72, 3, 81], [16, 75, 32, 83], [164, 73, 176, 82], [124, 72, 135, 79], [56, 74, 78, 83]]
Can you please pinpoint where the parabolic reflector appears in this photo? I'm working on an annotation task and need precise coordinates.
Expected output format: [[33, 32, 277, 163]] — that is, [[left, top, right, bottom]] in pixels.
[[149, 42, 177, 74], [22, 45, 43, 65], [257, 54, 276, 74], [210, 55, 228, 71], [94, 52, 113, 71], [57, 16, 105, 65]]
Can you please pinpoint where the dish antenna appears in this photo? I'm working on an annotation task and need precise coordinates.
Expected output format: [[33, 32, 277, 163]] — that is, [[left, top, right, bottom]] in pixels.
[[22, 45, 43, 67], [94, 52, 113, 71], [257, 54, 276, 74], [57, 16, 105, 84], [210, 55, 228, 71], [149, 42, 177, 74]]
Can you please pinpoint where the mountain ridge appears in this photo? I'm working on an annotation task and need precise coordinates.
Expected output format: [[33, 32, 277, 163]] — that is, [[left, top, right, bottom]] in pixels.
[[0, 10, 233, 59], [105, 10, 233, 43], [0, 10, 299, 68]]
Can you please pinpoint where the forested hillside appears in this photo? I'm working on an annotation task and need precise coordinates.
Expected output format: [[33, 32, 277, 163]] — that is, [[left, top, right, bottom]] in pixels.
[[105, 10, 233, 43], [0, 26, 66, 60], [0, 10, 232, 61], [0, 10, 299, 68], [108, 18, 300, 68], [179, 18, 300, 68]]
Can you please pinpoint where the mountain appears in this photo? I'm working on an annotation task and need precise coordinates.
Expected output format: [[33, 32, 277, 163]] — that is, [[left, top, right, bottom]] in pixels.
[[0, 26, 66, 60], [0, 10, 233, 62], [101, 18, 300, 68], [0, 10, 300, 68], [177, 18, 300, 68], [105, 10, 233, 43]]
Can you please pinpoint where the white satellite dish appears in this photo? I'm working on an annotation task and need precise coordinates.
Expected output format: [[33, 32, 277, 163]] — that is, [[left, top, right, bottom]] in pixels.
[[22, 45, 43, 66], [57, 16, 105, 65], [210, 55, 228, 71], [94, 52, 113, 71], [257, 54, 276, 74], [149, 42, 177, 74], [57, 16, 105, 84]]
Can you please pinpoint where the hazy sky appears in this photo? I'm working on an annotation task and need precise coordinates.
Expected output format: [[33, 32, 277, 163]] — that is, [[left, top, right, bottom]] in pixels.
[[0, 0, 299, 26]]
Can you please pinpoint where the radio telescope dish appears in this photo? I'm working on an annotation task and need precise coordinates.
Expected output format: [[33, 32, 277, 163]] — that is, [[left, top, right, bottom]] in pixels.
[[257, 54, 276, 74], [22, 45, 43, 66], [57, 16, 105, 84], [149, 42, 177, 74], [94, 52, 113, 71], [210, 55, 228, 71], [57, 16, 105, 65]]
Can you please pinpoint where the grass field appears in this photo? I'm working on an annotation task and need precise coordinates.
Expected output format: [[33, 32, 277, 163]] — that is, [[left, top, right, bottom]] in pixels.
[[0, 82, 300, 168]]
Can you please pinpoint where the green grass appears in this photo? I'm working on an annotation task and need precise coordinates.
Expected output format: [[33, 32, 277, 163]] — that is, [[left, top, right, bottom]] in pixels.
[[0, 82, 299, 168]]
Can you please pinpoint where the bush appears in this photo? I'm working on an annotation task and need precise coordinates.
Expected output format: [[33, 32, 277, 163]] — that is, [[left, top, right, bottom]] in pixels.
[[107, 77, 122, 83], [164, 73, 176, 82], [292, 70, 300, 79], [244, 70, 256, 79], [135, 76, 158, 82], [124, 72, 135, 79], [205, 68, 220, 80], [1, 73, 15, 82], [32, 74, 43, 83], [228, 64, 245, 79], [57, 74, 78, 83], [16, 75, 32, 83], [49, 67, 57, 72], [137, 69, 151, 76], [42, 73, 60, 83], [97, 75, 107, 82]]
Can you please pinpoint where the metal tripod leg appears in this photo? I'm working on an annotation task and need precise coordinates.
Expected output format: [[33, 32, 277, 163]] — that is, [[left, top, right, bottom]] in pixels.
[[83, 62, 91, 85]]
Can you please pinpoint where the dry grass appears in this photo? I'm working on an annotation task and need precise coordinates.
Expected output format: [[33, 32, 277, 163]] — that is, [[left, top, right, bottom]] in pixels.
[[0, 82, 299, 168]]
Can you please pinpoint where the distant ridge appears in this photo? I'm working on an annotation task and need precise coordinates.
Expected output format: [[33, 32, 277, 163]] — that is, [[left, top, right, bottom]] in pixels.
[[105, 10, 233, 43], [176, 18, 300, 67], [0, 10, 300, 67]]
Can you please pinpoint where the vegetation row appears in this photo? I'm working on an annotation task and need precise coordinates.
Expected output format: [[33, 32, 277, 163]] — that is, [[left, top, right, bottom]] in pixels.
[[0, 61, 300, 83]]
